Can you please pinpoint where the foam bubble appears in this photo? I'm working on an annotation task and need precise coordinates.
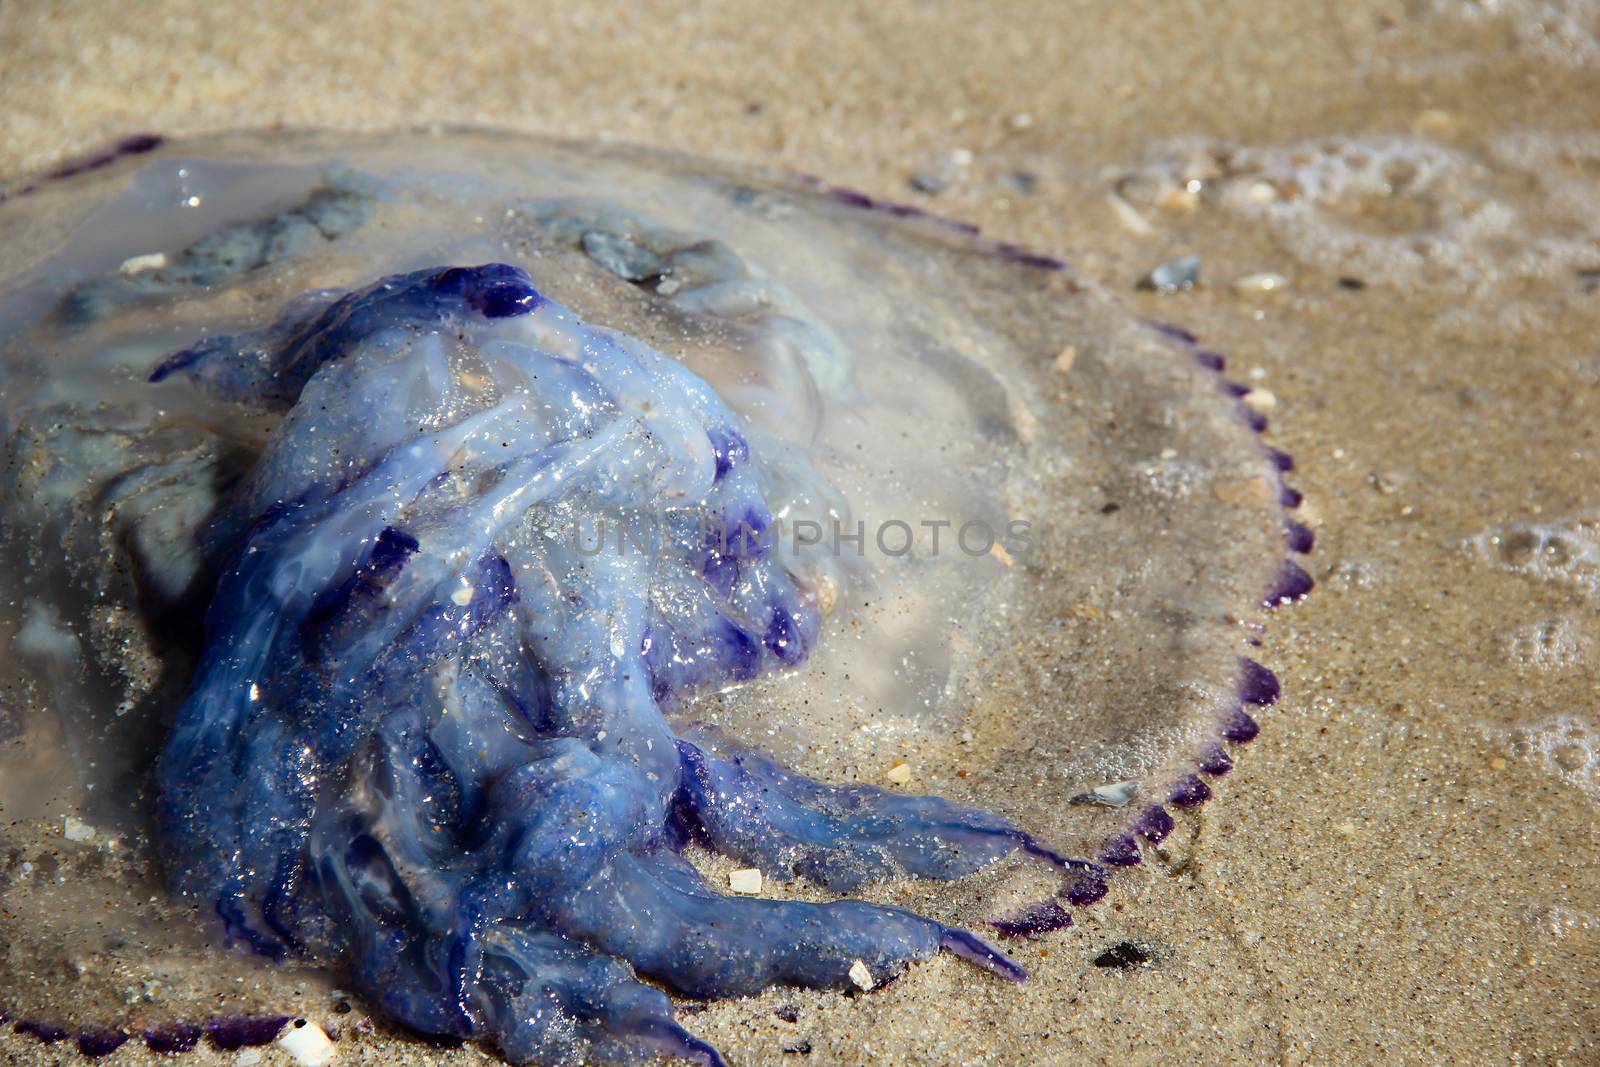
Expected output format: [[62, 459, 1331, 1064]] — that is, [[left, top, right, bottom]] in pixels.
[[1466, 514, 1600, 595], [1430, 0, 1600, 67], [1510, 715, 1600, 803], [1506, 617, 1586, 671], [1119, 132, 1600, 298]]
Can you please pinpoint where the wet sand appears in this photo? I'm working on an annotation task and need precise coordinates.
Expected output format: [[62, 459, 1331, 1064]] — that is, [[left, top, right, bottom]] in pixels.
[[1, 2, 1597, 1064]]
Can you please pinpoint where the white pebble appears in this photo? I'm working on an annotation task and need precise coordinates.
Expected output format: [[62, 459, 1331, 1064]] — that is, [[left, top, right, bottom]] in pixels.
[[848, 959, 875, 990], [1242, 388, 1277, 412], [1246, 180, 1280, 203], [884, 762, 913, 786], [1083, 780, 1139, 807], [1234, 271, 1288, 292], [63, 816, 95, 843], [276, 1020, 336, 1067], [728, 868, 763, 895], [450, 583, 475, 606], [119, 251, 169, 274], [1105, 191, 1154, 235]]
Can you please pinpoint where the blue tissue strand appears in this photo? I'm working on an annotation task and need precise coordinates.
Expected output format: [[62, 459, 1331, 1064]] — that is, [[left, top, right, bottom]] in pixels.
[[151, 263, 1067, 1066]]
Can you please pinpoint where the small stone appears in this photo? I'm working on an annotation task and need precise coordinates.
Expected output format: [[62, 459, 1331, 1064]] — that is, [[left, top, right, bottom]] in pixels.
[[1007, 113, 1035, 130], [909, 150, 972, 195], [1334, 820, 1358, 836], [1092, 940, 1155, 969], [1053, 345, 1078, 374], [1370, 470, 1407, 495], [277, 1020, 335, 1067], [884, 761, 912, 786], [1234, 271, 1288, 292], [812, 572, 839, 617], [728, 868, 763, 895], [1245, 181, 1281, 204], [1212, 476, 1275, 506], [1069, 780, 1139, 808], [450, 583, 474, 606], [847, 959, 875, 990], [1001, 170, 1039, 195], [63, 816, 95, 843], [1105, 191, 1153, 235], [1241, 388, 1277, 412], [1138, 253, 1201, 293], [1414, 109, 1462, 134], [1488, 757, 1507, 771], [1160, 184, 1200, 212], [119, 252, 169, 274]]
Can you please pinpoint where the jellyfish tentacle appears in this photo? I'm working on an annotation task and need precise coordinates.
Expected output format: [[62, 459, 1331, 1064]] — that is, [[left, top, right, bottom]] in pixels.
[[672, 728, 1102, 894], [479, 927, 729, 1067], [555, 849, 1026, 998]]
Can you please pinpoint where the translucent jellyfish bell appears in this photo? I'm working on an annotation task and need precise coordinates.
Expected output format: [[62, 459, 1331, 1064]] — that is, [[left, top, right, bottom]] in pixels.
[[0, 130, 1308, 1063]]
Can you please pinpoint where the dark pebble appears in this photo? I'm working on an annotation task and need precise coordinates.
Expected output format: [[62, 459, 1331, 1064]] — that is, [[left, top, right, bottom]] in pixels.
[[1139, 254, 1201, 293], [1093, 939, 1157, 969], [1001, 170, 1039, 195]]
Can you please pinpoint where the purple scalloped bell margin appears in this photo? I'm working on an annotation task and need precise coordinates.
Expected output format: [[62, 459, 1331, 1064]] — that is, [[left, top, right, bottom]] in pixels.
[[990, 322, 1313, 940], [0, 133, 165, 205], [4, 1015, 294, 1060], [795, 175, 1071, 272]]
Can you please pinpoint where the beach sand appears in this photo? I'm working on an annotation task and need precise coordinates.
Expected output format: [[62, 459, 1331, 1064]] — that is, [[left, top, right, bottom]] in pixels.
[[1, 2, 1597, 1064]]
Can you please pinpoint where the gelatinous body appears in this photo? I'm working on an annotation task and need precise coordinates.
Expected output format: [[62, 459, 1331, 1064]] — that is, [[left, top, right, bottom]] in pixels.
[[0, 131, 1308, 1063]]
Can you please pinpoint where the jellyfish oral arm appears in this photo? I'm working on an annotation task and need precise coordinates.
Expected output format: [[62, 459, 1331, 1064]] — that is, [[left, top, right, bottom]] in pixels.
[[152, 264, 1068, 1066]]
